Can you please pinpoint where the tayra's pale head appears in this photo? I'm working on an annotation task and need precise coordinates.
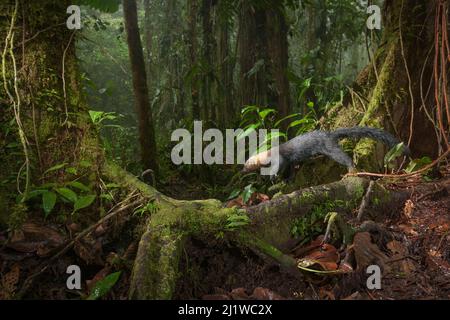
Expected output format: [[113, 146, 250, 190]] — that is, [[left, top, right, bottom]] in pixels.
[[242, 150, 273, 173]]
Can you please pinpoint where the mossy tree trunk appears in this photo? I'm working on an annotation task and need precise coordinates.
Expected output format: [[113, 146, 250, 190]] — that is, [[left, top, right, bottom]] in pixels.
[[0, 0, 100, 213], [294, 0, 444, 188], [327, 0, 440, 168]]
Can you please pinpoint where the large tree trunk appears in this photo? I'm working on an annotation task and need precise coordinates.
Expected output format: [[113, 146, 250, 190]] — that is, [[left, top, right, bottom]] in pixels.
[[0, 0, 100, 212], [200, 0, 217, 124], [187, 0, 201, 121], [238, 1, 269, 108], [143, 0, 154, 98], [266, 6, 291, 119], [123, 0, 158, 175], [296, 0, 446, 187], [237, 1, 291, 118], [331, 0, 441, 163], [217, 14, 234, 128]]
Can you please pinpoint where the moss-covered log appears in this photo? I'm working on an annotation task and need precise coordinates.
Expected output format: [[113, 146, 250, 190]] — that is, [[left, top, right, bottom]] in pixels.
[[104, 163, 407, 299]]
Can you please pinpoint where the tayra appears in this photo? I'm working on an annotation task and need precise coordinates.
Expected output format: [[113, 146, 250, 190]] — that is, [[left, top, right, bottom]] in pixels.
[[243, 126, 409, 178]]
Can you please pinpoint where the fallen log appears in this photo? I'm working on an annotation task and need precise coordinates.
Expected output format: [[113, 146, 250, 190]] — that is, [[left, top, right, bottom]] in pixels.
[[104, 163, 408, 299]]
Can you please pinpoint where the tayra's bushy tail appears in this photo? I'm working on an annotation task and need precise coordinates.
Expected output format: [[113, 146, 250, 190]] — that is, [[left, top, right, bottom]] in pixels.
[[331, 127, 410, 155]]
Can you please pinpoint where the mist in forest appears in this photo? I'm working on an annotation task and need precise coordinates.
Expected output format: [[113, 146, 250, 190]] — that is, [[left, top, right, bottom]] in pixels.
[[1, 0, 449, 302]]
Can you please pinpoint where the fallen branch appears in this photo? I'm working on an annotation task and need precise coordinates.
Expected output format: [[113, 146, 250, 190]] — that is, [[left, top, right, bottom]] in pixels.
[[107, 160, 406, 299]]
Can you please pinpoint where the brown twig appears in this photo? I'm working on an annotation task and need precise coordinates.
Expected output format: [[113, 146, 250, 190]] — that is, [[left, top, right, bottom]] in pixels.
[[349, 148, 450, 179], [357, 180, 375, 222]]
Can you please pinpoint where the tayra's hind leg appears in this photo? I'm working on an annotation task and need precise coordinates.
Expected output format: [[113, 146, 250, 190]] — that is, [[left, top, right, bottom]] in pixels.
[[281, 163, 296, 182], [322, 146, 356, 172]]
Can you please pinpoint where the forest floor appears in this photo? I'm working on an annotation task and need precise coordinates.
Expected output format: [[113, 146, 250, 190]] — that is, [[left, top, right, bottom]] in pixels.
[[0, 167, 449, 300], [173, 167, 450, 300]]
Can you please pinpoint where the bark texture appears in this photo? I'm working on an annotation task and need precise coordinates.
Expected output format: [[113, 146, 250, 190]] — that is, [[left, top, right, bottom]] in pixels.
[[123, 0, 158, 174]]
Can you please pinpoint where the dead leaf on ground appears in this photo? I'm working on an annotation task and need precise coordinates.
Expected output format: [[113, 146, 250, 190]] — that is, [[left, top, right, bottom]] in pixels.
[[297, 243, 340, 271], [398, 224, 419, 236], [426, 252, 450, 274], [0, 264, 20, 300], [225, 193, 270, 208], [74, 236, 104, 265], [342, 291, 365, 300], [291, 235, 324, 258], [387, 240, 416, 274], [229, 287, 250, 300], [403, 200, 414, 219], [319, 288, 336, 300], [202, 294, 231, 300], [352, 232, 390, 272], [7, 222, 65, 257], [250, 287, 284, 300], [225, 197, 245, 208]]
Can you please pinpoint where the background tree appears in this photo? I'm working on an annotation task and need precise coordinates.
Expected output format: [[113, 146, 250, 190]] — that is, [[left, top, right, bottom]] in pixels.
[[122, 0, 158, 174]]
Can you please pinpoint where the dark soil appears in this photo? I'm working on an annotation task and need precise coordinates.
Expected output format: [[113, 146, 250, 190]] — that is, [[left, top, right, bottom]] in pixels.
[[173, 237, 307, 300]]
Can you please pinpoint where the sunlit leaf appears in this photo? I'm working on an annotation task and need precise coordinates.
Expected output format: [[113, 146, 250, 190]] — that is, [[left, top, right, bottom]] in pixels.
[[68, 181, 91, 192], [73, 195, 96, 212], [227, 189, 241, 201], [78, 0, 120, 13], [87, 271, 122, 300], [56, 188, 78, 203], [42, 191, 57, 218], [43, 163, 67, 175], [241, 184, 255, 204]]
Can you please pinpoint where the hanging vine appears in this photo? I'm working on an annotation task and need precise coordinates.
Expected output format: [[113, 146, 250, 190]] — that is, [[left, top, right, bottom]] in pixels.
[[1, 0, 30, 201]]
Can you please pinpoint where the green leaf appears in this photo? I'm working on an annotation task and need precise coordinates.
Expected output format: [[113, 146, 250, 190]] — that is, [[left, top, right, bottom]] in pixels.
[[42, 191, 57, 217], [65, 167, 78, 175], [226, 213, 250, 230], [79, 160, 92, 168], [236, 124, 259, 141], [241, 105, 258, 115], [258, 109, 276, 121], [105, 183, 120, 189], [257, 131, 287, 150], [25, 189, 47, 201], [241, 184, 255, 204], [384, 142, 406, 169], [227, 189, 241, 201], [88, 110, 104, 124], [43, 163, 67, 175], [87, 271, 122, 300], [288, 118, 310, 129], [78, 0, 120, 13], [274, 113, 300, 128], [226, 221, 249, 228], [73, 195, 96, 212], [405, 156, 432, 174], [56, 188, 78, 203], [68, 181, 91, 192]]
